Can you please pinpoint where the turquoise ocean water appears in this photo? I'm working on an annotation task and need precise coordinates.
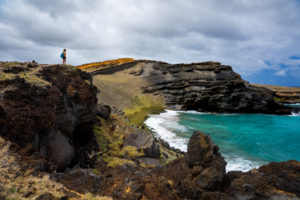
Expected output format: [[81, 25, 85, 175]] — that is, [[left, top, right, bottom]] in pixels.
[[145, 109, 300, 171]]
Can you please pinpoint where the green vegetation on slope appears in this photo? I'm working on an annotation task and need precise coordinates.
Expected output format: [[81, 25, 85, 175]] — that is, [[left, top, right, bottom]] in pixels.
[[124, 95, 165, 127], [92, 64, 165, 126], [94, 115, 144, 168]]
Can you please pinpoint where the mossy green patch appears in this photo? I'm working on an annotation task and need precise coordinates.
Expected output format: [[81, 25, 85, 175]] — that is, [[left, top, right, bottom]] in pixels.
[[158, 143, 182, 165], [81, 192, 112, 200], [94, 115, 144, 168], [120, 146, 144, 158], [273, 96, 284, 102], [124, 95, 165, 126], [0, 62, 50, 87], [105, 157, 134, 168], [18, 72, 50, 87], [140, 162, 156, 168], [0, 72, 15, 81]]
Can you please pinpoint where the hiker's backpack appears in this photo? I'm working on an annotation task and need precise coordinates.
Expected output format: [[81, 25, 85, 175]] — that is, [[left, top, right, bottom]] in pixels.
[[60, 52, 64, 58]]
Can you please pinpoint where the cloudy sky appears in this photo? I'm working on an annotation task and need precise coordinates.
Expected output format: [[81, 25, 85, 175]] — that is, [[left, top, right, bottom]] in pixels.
[[1, 0, 300, 86]]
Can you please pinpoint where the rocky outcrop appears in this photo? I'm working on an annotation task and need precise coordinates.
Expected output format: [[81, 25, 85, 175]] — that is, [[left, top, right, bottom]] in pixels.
[[164, 131, 227, 199], [226, 160, 300, 199], [80, 131, 299, 200], [86, 60, 291, 114], [252, 84, 300, 104], [0, 62, 99, 171]]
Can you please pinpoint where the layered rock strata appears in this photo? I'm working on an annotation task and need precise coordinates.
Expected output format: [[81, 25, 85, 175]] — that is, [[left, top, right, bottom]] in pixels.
[[88, 60, 291, 114]]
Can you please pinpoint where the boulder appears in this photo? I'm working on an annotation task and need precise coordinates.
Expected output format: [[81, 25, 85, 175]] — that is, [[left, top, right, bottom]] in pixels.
[[97, 104, 111, 120], [123, 127, 160, 158], [165, 131, 227, 199]]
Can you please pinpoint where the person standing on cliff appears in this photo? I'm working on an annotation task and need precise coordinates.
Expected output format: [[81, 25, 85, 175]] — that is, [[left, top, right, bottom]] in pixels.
[[61, 49, 66, 65]]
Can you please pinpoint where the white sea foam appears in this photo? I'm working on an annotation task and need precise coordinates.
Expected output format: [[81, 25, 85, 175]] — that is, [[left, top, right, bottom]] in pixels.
[[177, 110, 209, 114], [145, 109, 264, 172], [145, 110, 188, 152], [290, 111, 300, 116], [224, 155, 266, 172]]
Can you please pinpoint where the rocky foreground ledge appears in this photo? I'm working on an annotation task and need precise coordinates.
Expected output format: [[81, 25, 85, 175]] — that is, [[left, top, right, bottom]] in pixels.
[[0, 62, 299, 199]]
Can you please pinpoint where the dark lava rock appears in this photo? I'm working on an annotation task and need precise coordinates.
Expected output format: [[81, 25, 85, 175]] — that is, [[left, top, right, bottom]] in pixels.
[[258, 160, 300, 196], [165, 131, 227, 199], [96, 104, 111, 120], [0, 64, 99, 171], [53, 169, 102, 194]]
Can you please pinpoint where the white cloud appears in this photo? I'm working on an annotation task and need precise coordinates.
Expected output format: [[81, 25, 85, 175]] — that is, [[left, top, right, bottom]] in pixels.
[[275, 69, 287, 76], [0, 0, 300, 81]]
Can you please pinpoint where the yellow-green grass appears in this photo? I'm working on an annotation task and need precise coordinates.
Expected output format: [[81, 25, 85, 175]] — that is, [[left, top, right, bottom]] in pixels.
[[158, 143, 183, 165], [0, 63, 50, 87], [124, 95, 165, 126], [0, 137, 66, 199], [93, 63, 165, 126], [94, 115, 144, 168], [81, 192, 112, 200], [252, 84, 300, 92]]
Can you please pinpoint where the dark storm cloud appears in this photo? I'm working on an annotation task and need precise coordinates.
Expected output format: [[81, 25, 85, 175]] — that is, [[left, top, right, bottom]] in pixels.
[[0, 0, 300, 82]]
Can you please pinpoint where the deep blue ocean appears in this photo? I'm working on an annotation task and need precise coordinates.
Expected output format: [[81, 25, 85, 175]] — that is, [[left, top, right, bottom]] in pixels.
[[145, 108, 300, 171]]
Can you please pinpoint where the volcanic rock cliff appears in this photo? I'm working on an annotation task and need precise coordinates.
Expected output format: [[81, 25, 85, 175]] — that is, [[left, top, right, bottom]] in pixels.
[[0, 62, 99, 171], [83, 59, 291, 115]]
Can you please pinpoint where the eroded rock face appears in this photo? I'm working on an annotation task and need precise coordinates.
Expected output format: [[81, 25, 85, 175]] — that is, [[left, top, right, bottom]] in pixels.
[[227, 160, 300, 200], [140, 61, 289, 114], [165, 131, 227, 199], [0, 63, 98, 171], [91, 60, 291, 114]]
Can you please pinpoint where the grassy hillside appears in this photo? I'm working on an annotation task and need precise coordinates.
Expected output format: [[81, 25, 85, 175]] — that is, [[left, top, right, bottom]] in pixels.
[[91, 62, 165, 126]]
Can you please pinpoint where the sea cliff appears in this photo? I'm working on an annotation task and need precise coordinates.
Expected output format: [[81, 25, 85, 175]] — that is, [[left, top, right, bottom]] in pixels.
[[82, 59, 294, 122], [0, 60, 299, 199]]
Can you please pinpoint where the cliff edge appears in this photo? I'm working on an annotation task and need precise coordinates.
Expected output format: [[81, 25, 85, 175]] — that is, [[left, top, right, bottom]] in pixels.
[[80, 59, 292, 123]]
